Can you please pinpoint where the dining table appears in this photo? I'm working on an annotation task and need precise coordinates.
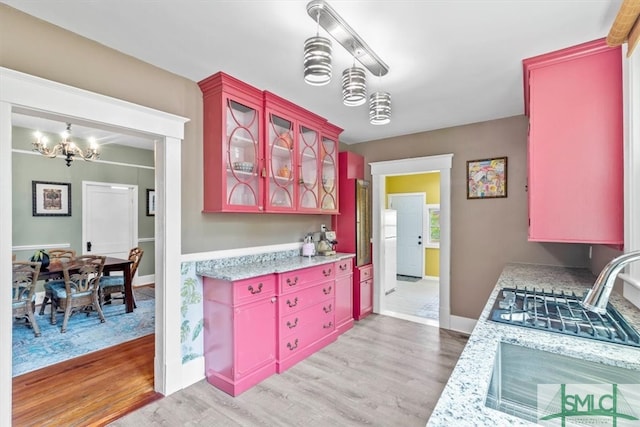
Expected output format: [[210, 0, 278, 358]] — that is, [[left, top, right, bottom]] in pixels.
[[38, 256, 135, 313]]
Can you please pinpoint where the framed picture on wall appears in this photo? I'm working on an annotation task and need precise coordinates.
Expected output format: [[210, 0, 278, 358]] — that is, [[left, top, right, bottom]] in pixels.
[[466, 157, 507, 199], [146, 189, 156, 216], [32, 181, 71, 216]]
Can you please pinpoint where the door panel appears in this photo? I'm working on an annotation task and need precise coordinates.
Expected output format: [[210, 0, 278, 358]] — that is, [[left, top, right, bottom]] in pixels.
[[84, 183, 137, 259], [389, 194, 424, 277]]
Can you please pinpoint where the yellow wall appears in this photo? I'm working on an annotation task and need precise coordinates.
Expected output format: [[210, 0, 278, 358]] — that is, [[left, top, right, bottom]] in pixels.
[[385, 173, 440, 277]]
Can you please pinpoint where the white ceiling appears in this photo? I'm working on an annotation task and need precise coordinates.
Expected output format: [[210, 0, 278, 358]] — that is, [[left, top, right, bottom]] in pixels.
[[4, 0, 622, 147]]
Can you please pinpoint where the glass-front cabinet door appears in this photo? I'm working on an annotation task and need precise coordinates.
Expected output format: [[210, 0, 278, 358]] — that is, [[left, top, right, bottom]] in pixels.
[[319, 123, 342, 213], [298, 125, 320, 212], [265, 112, 295, 212], [225, 98, 262, 211]]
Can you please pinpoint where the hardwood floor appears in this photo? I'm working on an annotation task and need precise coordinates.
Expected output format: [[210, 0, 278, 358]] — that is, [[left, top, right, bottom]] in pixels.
[[110, 315, 469, 427], [12, 334, 160, 427]]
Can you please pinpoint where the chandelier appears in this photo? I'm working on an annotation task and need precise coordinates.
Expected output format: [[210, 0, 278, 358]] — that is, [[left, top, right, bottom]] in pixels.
[[32, 123, 99, 167]]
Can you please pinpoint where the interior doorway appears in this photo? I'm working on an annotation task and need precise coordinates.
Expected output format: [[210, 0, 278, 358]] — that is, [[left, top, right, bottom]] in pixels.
[[0, 67, 187, 424], [370, 154, 453, 330]]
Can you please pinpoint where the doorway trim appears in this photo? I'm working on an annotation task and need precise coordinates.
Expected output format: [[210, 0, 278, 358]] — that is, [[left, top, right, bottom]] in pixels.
[[0, 67, 188, 425], [370, 154, 453, 329]]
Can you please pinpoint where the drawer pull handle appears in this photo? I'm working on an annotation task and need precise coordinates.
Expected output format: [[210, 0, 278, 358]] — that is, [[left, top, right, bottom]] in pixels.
[[287, 339, 299, 351], [287, 276, 299, 287], [287, 318, 299, 329], [339, 264, 348, 271], [323, 304, 332, 313], [247, 283, 263, 294], [323, 268, 332, 277], [323, 286, 332, 295], [287, 297, 299, 308], [323, 321, 333, 329]]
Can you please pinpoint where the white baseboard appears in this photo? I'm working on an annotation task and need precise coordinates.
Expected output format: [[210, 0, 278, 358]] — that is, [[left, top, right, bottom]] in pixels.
[[181, 356, 205, 389], [449, 315, 476, 334], [134, 274, 154, 286], [423, 275, 439, 281]]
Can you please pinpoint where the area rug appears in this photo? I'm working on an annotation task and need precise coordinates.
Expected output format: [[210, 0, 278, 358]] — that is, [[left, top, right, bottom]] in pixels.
[[397, 274, 421, 282], [12, 298, 155, 377]]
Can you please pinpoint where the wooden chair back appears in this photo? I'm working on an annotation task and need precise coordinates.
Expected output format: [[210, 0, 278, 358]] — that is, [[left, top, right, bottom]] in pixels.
[[62, 255, 105, 294], [12, 261, 42, 337], [128, 247, 144, 279]]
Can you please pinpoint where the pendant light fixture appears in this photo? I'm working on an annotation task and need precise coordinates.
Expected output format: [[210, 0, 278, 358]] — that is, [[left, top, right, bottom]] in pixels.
[[369, 91, 391, 125], [342, 58, 367, 106], [303, 10, 332, 86]]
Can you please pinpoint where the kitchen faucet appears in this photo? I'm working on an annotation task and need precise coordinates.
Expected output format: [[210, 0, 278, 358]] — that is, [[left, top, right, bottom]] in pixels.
[[580, 250, 640, 314]]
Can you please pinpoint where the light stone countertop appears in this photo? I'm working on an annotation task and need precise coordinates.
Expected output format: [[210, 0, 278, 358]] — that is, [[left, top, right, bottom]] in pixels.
[[427, 263, 640, 427], [196, 252, 355, 281]]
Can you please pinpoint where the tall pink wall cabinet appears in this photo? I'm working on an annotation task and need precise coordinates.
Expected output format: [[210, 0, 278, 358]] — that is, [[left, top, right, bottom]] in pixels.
[[199, 72, 341, 214], [276, 264, 337, 373], [334, 258, 354, 334], [333, 151, 373, 321], [523, 38, 623, 245], [203, 274, 277, 396]]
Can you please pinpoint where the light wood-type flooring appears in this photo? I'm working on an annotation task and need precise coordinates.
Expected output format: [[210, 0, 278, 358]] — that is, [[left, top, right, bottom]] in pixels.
[[111, 314, 468, 427], [12, 334, 159, 426]]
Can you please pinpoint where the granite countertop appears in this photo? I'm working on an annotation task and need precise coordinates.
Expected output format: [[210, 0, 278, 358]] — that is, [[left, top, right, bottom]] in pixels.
[[196, 252, 355, 281], [427, 263, 640, 426]]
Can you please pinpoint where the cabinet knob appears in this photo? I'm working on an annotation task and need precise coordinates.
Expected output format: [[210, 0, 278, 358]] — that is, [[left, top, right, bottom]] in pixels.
[[271, 297, 277, 303]]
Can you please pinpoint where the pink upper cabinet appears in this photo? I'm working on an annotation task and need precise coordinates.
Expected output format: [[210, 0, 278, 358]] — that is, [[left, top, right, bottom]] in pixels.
[[524, 39, 623, 245]]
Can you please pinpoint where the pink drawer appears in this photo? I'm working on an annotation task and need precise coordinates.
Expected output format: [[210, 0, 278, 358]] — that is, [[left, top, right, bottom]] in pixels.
[[278, 282, 334, 316], [279, 299, 334, 338], [357, 264, 373, 281], [278, 304, 334, 357], [233, 275, 276, 305], [335, 259, 353, 277], [278, 264, 335, 294]]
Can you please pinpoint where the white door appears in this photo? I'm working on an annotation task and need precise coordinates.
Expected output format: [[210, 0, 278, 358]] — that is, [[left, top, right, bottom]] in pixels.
[[389, 193, 425, 278], [83, 182, 138, 259]]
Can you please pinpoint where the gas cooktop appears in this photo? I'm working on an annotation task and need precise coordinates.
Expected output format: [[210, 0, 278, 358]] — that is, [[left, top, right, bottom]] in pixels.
[[489, 287, 640, 347]]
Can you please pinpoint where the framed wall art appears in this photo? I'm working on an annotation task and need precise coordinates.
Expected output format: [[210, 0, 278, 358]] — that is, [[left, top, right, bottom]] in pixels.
[[146, 189, 156, 216], [32, 181, 71, 216], [466, 157, 507, 199]]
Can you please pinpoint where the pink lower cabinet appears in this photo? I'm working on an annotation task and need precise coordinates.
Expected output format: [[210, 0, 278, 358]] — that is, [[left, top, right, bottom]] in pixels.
[[334, 258, 354, 334], [203, 274, 277, 396], [276, 264, 337, 373], [354, 264, 373, 320]]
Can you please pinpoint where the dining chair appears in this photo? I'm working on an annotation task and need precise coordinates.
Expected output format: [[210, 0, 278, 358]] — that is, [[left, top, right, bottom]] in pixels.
[[100, 247, 144, 308], [39, 249, 76, 316], [12, 261, 42, 337], [48, 255, 106, 333]]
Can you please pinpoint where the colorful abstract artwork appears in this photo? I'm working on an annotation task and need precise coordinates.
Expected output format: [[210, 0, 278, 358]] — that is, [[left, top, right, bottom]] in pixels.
[[466, 157, 507, 199]]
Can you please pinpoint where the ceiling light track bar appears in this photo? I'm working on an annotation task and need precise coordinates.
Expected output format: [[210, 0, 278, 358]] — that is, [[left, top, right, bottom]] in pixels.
[[306, 0, 389, 77]]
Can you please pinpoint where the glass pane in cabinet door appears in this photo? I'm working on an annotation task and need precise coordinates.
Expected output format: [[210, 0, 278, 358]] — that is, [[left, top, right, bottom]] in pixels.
[[226, 99, 259, 208], [320, 137, 337, 210], [267, 114, 294, 208], [299, 125, 320, 209]]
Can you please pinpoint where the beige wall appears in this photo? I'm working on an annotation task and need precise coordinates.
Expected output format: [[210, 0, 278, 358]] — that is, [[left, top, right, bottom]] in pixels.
[[0, 4, 328, 254], [349, 116, 590, 318]]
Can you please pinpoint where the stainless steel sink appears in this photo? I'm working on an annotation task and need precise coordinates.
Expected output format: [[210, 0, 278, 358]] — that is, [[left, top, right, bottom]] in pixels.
[[485, 342, 640, 422]]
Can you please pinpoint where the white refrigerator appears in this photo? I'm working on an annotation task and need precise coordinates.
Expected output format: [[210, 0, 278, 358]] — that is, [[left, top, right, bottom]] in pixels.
[[383, 209, 398, 294]]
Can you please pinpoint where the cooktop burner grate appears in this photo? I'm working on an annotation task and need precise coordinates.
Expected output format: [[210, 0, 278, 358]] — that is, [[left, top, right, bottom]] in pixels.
[[489, 287, 640, 347]]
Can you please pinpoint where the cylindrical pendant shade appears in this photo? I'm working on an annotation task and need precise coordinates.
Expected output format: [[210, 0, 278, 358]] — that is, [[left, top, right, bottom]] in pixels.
[[341, 66, 367, 106], [304, 36, 332, 86], [369, 92, 391, 125]]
